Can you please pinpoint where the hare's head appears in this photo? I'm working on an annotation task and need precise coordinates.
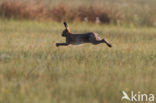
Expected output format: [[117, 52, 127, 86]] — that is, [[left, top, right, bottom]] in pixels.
[[62, 22, 71, 37]]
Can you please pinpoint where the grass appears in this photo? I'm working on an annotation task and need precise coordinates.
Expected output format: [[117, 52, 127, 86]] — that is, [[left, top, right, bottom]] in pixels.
[[0, 0, 156, 26], [0, 19, 156, 103]]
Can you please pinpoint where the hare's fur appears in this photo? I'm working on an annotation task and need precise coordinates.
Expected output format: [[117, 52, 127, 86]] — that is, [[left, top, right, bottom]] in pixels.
[[56, 22, 112, 47]]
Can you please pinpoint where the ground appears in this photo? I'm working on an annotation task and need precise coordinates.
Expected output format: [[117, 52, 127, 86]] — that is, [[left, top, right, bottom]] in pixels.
[[0, 19, 156, 103]]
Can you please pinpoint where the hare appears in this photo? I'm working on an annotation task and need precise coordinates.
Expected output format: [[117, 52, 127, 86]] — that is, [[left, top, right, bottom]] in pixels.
[[56, 22, 112, 47]]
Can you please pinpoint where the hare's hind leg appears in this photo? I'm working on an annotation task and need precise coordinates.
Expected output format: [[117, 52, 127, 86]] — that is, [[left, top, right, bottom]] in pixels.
[[89, 33, 103, 44], [102, 39, 112, 47], [89, 33, 112, 47], [94, 33, 112, 47]]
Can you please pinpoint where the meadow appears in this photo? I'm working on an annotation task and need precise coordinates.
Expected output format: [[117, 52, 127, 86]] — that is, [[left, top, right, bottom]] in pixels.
[[0, 19, 156, 103]]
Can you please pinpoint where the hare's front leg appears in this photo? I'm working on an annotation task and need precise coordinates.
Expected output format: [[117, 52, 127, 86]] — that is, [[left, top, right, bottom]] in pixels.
[[56, 43, 69, 47]]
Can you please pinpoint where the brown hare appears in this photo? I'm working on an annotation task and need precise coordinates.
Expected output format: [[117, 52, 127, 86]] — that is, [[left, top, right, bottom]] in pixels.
[[56, 22, 112, 47]]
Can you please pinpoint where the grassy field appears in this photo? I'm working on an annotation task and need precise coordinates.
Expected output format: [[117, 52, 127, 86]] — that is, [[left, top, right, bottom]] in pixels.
[[0, 19, 156, 103]]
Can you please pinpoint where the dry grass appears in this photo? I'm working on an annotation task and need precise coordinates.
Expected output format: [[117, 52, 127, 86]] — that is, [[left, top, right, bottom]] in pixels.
[[0, 1, 47, 19], [0, 0, 156, 26], [0, 1, 110, 23]]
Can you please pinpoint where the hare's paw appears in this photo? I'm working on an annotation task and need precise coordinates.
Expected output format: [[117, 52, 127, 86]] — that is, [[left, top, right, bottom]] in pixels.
[[56, 43, 59, 47]]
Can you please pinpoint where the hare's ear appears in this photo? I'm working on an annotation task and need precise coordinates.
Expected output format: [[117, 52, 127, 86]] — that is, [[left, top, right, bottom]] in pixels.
[[64, 21, 71, 32], [64, 22, 68, 29]]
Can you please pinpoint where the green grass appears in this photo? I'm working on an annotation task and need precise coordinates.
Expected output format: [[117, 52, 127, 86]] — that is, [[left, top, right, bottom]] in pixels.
[[0, 19, 156, 103]]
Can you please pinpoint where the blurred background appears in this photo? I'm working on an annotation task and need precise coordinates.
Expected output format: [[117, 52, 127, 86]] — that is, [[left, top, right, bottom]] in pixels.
[[0, 0, 156, 26]]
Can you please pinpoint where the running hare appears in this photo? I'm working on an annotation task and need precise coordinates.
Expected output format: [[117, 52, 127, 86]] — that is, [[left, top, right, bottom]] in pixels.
[[56, 22, 112, 47]]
